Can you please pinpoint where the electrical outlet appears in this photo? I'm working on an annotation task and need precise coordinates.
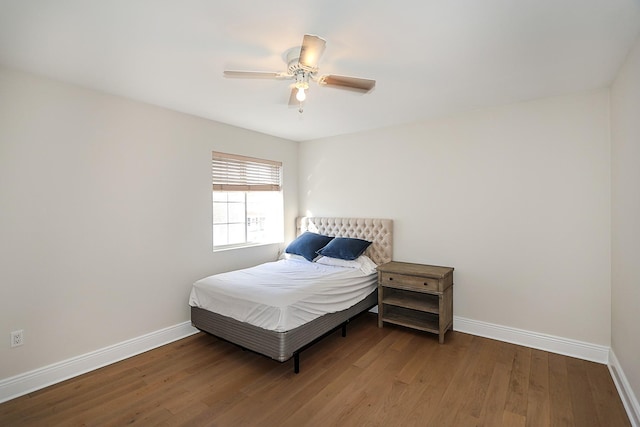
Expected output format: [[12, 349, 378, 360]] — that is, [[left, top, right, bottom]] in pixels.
[[11, 330, 24, 348]]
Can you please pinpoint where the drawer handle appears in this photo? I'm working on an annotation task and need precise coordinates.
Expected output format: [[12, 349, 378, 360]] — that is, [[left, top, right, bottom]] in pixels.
[[388, 277, 393, 281], [423, 282, 429, 286]]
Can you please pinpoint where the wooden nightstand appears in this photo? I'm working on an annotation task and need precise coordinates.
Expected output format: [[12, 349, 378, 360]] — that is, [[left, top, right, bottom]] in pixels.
[[377, 261, 454, 343]]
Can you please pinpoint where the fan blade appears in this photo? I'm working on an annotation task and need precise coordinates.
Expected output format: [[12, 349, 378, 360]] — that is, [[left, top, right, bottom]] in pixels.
[[223, 70, 289, 79], [299, 34, 326, 70], [288, 88, 298, 107], [318, 75, 376, 92]]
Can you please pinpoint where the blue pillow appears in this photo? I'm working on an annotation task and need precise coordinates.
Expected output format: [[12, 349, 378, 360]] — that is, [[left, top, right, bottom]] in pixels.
[[316, 237, 372, 261], [285, 232, 334, 262]]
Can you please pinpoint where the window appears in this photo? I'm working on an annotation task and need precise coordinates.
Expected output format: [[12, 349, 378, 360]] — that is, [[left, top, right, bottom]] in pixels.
[[212, 151, 283, 249]]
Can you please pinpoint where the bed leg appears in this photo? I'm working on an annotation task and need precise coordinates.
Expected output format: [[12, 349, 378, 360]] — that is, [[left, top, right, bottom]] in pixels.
[[294, 352, 300, 374], [342, 321, 348, 338]]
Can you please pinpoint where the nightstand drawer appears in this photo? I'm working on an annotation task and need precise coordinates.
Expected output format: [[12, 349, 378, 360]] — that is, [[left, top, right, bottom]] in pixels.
[[379, 272, 439, 292]]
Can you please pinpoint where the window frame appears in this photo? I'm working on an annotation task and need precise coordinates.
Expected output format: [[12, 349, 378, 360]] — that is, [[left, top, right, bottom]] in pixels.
[[212, 151, 283, 250]]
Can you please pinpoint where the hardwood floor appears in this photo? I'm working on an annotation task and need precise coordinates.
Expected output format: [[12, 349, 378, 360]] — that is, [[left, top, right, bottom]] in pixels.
[[0, 313, 630, 426]]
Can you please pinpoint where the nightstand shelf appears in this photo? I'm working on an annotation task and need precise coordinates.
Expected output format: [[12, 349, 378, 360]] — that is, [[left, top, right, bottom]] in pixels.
[[377, 261, 454, 343], [382, 306, 440, 334], [382, 288, 439, 314]]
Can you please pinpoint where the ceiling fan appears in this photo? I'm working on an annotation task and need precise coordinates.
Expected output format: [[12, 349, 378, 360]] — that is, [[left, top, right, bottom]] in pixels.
[[223, 34, 376, 113]]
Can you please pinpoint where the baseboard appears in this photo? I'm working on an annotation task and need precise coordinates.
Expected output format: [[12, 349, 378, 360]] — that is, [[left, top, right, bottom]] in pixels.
[[0, 316, 626, 411], [0, 321, 199, 404], [453, 316, 610, 363], [609, 350, 640, 427]]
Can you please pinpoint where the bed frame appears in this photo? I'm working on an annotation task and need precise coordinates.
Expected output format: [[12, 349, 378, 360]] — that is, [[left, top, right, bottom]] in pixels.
[[191, 216, 393, 373]]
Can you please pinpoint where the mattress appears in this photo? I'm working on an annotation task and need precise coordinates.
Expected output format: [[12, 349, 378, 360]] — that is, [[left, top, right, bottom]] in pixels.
[[189, 258, 377, 332]]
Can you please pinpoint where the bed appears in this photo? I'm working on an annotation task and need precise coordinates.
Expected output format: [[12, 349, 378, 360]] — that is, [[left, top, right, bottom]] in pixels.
[[190, 216, 393, 373]]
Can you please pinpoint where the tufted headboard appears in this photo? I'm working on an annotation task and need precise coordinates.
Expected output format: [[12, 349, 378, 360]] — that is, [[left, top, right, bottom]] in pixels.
[[297, 217, 393, 266]]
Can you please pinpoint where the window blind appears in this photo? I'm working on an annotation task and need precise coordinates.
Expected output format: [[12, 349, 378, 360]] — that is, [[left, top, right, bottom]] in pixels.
[[212, 151, 282, 191]]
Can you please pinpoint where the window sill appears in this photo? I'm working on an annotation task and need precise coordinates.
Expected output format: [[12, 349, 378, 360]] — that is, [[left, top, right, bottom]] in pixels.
[[213, 241, 283, 253]]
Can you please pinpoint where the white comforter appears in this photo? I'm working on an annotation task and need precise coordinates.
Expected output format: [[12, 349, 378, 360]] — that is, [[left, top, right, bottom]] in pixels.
[[189, 258, 377, 332]]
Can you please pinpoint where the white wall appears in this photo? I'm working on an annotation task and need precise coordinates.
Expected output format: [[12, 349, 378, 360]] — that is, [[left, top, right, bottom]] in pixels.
[[611, 34, 640, 414], [0, 67, 298, 379], [299, 90, 611, 346]]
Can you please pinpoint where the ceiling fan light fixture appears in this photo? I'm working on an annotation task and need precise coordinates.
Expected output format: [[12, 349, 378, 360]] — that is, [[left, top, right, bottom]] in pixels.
[[296, 86, 306, 102], [294, 71, 309, 102]]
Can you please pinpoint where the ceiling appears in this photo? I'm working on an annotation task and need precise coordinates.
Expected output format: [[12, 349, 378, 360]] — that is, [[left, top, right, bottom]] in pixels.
[[1, 1, 639, 142]]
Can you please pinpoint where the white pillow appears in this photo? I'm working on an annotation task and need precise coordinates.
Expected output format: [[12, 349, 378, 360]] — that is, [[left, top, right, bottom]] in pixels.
[[316, 255, 378, 275]]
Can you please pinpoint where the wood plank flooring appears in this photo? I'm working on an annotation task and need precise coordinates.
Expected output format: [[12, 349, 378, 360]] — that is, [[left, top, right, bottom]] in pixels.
[[0, 313, 630, 426]]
